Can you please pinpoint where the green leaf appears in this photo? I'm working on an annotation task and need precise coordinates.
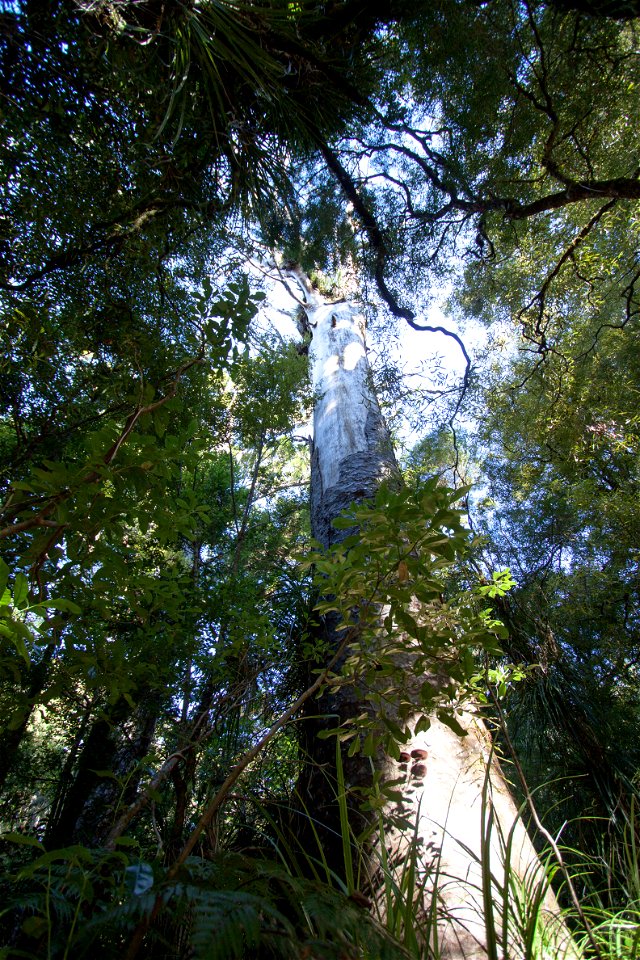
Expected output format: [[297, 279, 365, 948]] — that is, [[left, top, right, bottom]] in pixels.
[[1, 832, 44, 850], [362, 731, 376, 756], [414, 714, 431, 734], [13, 574, 29, 609], [114, 836, 140, 848], [437, 710, 468, 738], [385, 737, 401, 760], [31, 598, 82, 615], [9, 628, 31, 666], [381, 715, 411, 743], [332, 515, 356, 530]]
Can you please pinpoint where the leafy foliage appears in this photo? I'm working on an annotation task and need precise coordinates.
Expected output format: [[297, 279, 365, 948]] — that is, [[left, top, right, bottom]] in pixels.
[[1, 840, 407, 960], [433, 125, 640, 879], [1, 0, 640, 956], [303, 481, 511, 759]]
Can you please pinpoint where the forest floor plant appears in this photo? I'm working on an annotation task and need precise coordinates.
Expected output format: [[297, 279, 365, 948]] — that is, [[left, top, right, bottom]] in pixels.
[[565, 801, 640, 960], [2, 743, 640, 958]]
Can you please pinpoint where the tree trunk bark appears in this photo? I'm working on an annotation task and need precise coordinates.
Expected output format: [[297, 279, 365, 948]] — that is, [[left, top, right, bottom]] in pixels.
[[44, 698, 156, 849], [293, 267, 575, 959]]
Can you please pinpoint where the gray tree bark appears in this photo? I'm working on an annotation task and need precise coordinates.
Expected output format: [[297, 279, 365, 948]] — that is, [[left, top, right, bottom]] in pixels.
[[291, 266, 576, 960]]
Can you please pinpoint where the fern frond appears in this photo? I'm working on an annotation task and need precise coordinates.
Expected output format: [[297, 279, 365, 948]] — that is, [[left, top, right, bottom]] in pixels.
[[180, 887, 292, 960]]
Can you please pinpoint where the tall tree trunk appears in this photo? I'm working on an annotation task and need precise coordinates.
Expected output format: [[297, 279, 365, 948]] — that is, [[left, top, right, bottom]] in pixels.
[[44, 698, 156, 849], [292, 267, 574, 959]]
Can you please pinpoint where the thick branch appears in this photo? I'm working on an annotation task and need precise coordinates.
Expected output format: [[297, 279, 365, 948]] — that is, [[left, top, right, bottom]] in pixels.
[[503, 176, 640, 219]]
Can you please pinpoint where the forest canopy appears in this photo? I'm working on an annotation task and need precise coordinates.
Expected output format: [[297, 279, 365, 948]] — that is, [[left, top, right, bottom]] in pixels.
[[0, 1, 639, 958]]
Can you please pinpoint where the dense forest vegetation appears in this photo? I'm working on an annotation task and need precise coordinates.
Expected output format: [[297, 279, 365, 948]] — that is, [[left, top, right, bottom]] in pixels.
[[0, 1, 638, 957]]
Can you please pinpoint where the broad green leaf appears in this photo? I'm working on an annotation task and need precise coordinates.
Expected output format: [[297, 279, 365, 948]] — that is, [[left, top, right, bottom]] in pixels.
[[30, 598, 82, 615], [1, 832, 44, 850], [437, 711, 468, 738], [13, 574, 29, 609], [414, 714, 431, 734]]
